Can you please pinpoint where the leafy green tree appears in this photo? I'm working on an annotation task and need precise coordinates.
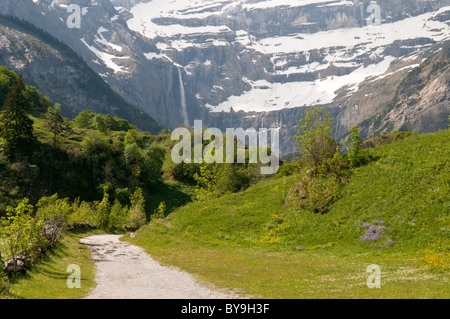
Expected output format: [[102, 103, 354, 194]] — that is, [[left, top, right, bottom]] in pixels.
[[73, 110, 95, 129], [0, 199, 45, 269], [68, 199, 97, 225], [124, 136, 165, 187], [194, 162, 233, 201], [0, 66, 18, 107], [346, 125, 364, 168], [294, 106, 338, 174], [91, 114, 108, 133], [96, 185, 111, 229], [0, 75, 35, 158]]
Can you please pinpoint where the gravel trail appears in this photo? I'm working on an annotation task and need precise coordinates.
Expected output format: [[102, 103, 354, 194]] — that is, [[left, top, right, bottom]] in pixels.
[[81, 234, 237, 299]]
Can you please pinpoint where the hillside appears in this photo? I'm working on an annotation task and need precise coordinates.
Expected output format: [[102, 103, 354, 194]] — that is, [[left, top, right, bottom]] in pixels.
[[0, 14, 163, 134], [0, 65, 172, 215], [129, 129, 450, 298]]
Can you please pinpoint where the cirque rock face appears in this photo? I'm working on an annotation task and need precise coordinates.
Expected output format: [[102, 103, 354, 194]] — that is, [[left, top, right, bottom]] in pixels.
[[0, 0, 204, 129], [1, 0, 449, 155]]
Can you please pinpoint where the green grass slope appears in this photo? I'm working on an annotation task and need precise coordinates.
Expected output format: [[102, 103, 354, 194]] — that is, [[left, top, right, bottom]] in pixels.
[[129, 129, 450, 298]]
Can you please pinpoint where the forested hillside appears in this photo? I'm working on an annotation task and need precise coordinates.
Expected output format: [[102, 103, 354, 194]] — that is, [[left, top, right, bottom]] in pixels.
[[0, 65, 167, 214]]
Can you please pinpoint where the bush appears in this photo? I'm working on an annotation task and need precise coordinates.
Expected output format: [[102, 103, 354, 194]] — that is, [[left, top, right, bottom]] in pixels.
[[276, 160, 300, 177], [109, 199, 129, 229], [127, 187, 146, 228], [128, 207, 146, 228], [286, 172, 341, 214], [346, 126, 363, 168], [0, 199, 46, 267], [68, 199, 97, 225], [96, 186, 111, 229], [35, 194, 72, 244], [194, 162, 233, 201], [152, 201, 166, 221], [172, 162, 200, 184]]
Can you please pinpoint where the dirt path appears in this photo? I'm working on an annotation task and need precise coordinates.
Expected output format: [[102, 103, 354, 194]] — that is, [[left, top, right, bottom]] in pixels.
[[80, 234, 238, 299]]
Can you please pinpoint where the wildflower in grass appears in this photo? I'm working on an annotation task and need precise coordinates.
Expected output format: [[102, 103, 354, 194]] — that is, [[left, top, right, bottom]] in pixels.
[[359, 221, 391, 244], [417, 239, 450, 272]]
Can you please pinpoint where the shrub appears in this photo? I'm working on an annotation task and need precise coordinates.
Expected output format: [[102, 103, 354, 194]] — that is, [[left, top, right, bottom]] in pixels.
[[109, 199, 129, 229], [276, 160, 299, 177], [194, 162, 233, 201], [68, 199, 97, 225], [128, 207, 146, 228], [152, 201, 166, 221], [172, 162, 200, 183], [0, 199, 46, 267], [127, 187, 146, 228], [286, 171, 341, 213], [35, 194, 72, 244], [96, 186, 111, 229]]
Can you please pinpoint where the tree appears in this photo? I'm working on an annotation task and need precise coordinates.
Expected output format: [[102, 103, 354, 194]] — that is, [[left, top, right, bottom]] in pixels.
[[294, 106, 338, 174], [96, 185, 111, 229], [194, 161, 233, 201], [346, 125, 363, 168], [0, 199, 45, 270], [46, 104, 66, 148], [73, 110, 95, 129], [0, 75, 35, 158], [45, 105, 67, 193]]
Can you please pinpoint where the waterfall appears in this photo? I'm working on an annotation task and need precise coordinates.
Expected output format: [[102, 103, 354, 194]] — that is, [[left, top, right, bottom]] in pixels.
[[177, 67, 189, 126]]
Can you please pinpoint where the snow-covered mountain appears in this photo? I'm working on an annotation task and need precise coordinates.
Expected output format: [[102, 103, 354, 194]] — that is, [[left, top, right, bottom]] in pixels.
[[121, 1, 447, 104], [1, 0, 449, 154]]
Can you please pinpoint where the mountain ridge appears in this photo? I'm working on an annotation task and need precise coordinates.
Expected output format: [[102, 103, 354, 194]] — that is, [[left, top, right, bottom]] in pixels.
[[0, 14, 163, 134], [0, 0, 448, 155]]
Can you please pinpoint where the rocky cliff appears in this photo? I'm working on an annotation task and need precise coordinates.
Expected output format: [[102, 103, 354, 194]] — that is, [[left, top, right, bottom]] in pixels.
[[0, 14, 163, 134]]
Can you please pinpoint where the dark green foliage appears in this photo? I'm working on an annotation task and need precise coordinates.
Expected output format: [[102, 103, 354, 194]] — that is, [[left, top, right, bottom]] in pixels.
[[0, 66, 166, 218], [0, 66, 18, 107], [45, 105, 67, 148], [172, 162, 201, 184], [74, 110, 135, 133], [0, 75, 35, 158]]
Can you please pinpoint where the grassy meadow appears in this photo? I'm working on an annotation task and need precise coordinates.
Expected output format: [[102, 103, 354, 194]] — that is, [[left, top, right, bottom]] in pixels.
[[127, 129, 449, 298]]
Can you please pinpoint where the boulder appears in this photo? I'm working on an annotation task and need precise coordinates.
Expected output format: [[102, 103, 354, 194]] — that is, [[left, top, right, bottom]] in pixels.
[[4, 254, 30, 275], [123, 226, 140, 232]]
